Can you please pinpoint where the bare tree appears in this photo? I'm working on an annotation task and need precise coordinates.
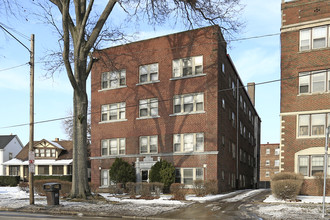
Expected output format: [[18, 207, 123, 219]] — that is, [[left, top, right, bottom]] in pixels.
[[32, 0, 244, 199]]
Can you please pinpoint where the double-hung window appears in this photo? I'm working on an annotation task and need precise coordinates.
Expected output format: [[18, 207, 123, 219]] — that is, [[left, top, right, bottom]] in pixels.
[[173, 93, 204, 114], [139, 98, 158, 118], [139, 63, 159, 83], [299, 70, 329, 94], [101, 69, 126, 89], [173, 56, 203, 78], [300, 26, 330, 51], [312, 71, 326, 93], [299, 115, 310, 136], [312, 26, 327, 49], [299, 72, 310, 94], [101, 138, 126, 156], [101, 102, 126, 122], [300, 29, 311, 51], [101, 169, 109, 186], [298, 113, 329, 137], [173, 133, 204, 153], [311, 114, 325, 136], [175, 168, 203, 186], [140, 136, 158, 154]]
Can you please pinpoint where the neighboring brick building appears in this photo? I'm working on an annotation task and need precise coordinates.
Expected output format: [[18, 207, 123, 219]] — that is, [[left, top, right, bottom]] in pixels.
[[280, 0, 330, 195], [90, 25, 261, 192], [260, 143, 280, 188]]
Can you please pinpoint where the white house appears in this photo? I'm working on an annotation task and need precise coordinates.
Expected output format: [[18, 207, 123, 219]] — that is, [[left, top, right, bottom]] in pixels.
[[0, 135, 23, 176]]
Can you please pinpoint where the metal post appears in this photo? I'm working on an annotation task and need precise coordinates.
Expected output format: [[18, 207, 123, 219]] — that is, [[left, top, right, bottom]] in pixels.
[[29, 34, 35, 205], [322, 126, 330, 218]]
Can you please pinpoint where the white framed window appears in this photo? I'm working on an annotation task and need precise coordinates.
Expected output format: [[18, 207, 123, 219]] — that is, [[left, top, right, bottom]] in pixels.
[[173, 56, 203, 77], [312, 26, 327, 49], [300, 29, 311, 51], [266, 148, 270, 155], [266, 160, 270, 166], [101, 69, 126, 89], [311, 114, 325, 136], [312, 71, 326, 93], [173, 133, 204, 153], [101, 138, 126, 156], [140, 136, 158, 154], [173, 93, 204, 114], [275, 148, 280, 156], [139, 98, 158, 118], [274, 160, 280, 167], [175, 168, 203, 186], [300, 26, 329, 51], [299, 114, 310, 136], [101, 102, 126, 122], [265, 171, 270, 177], [299, 72, 310, 94], [311, 156, 324, 175], [139, 63, 159, 83], [298, 155, 330, 177], [101, 169, 109, 186]]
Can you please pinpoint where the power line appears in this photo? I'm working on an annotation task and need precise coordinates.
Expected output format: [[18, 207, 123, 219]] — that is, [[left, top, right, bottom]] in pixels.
[[0, 63, 29, 72], [0, 23, 31, 52], [0, 70, 324, 130]]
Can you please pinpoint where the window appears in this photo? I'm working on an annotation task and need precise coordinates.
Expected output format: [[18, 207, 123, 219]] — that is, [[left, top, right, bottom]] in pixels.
[[265, 171, 270, 177], [222, 63, 225, 74], [311, 156, 323, 175], [139, 63, 158, 83], [101, 138, 126, 156], [232, 143, 236, 158], [101, 69, 126, 89], [52, 165, 64, 175], [175, 168, 203, 186], [101, 169, 109, 186], [299, 72, 310, 94], [173, 56, 203, 78], [139, 98, 158, 118], [266, 160, 270, 166], [173, 93, 204, 114], [101, 102, 126, 122], [300, 26, 329, 51], [299, 115, 310, 136], [222, 98, 225, 109], [298, 155, 330, 177], [8, 152, 12, 160], [312, 71, 326, 93], [232, 81, 236, 97], [311, 114, 325, 135], [231, 112, 236, 127], [300, 29, 311, 51], [266, 148, 270, 155], [274, 160, 280, 167], [275, 148, 280, 155], [38, 165, 49, 175], [9, 166, 19, 176], [312, 26, 327, 49], [140, 136, 158, 154], [173, 133, 204, 153]]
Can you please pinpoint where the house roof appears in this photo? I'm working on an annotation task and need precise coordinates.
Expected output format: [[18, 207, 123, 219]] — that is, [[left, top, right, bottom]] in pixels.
[[0, 135, 16, 150], [15, 139, 73, 161], [2, 158, 72, 166]]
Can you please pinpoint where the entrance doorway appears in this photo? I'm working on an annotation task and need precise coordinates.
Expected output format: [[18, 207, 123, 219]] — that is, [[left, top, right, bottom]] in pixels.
[[141, 170, 149, 182]]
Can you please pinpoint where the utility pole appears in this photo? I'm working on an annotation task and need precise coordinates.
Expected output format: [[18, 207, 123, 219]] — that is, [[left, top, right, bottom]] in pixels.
[[322, 126, 330, 218], [28, 34, 35, 205]]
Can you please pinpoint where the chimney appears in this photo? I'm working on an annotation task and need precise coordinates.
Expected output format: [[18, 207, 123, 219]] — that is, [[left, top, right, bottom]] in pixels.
[[55, 138, 59, 141], [247, 82, 255, 106]]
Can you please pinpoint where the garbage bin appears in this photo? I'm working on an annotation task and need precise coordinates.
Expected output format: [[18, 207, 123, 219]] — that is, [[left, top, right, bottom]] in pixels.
[[43, 182, 61, 205]]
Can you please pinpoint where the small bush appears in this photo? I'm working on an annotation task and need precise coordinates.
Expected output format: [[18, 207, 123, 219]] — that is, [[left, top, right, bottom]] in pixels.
[[34, 179, 71, 197], [0, 176, 20, 186], [152, 182, 164, 197], [170, 183, 187, 200], [126, 182, 136, 198], [140, 182, 152, 198], [107, 185, 124, 194], [205, 180, 218, 195], [271, 172, 303, 200], [193, 180, 206, 197], [18, 182, 29, 192]]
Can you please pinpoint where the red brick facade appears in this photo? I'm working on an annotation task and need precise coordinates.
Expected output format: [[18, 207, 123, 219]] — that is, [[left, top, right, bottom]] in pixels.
[[280, 0, 330, 195], [90, 26, 261, 192], [260, 143, 280, 183]]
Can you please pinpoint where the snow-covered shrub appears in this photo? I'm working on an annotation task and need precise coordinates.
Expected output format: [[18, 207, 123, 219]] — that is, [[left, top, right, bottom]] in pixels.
[[271, 172, 303, 200], [193, 180, 206, 197], [170, 183, 187, 200], [205, 179, 218, 195]]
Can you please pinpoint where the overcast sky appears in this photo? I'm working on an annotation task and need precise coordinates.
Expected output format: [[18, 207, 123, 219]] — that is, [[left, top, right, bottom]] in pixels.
[[0, 0, 281, 145]]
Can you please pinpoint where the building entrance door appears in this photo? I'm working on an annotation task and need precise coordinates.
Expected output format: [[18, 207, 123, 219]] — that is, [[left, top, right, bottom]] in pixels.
[[141, 170, 149, 182]]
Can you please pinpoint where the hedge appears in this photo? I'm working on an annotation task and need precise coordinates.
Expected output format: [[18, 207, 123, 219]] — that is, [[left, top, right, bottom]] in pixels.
[[0, 176, 20, 186], [33, 175, 72, 182]]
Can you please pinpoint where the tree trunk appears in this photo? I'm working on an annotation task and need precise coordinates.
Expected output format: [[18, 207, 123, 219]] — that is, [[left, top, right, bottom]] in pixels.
[[70, 67, 90, 198]]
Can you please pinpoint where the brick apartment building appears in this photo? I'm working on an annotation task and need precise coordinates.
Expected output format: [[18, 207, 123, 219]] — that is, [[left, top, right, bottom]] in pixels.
[[90, 25, 261, 192], [260, 143, 280, 188], [280, 0, 330, 195]]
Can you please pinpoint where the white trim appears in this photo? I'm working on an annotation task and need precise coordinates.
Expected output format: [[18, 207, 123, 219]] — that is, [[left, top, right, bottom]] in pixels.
[[170, 73, 206, 81], [281, 18, 330, 33], [281, 109, 330, 116], [136, 80, 160, 86], [98, 85, 127, 92], [99, 119, 128, 124], [169, 111, 205, 117]]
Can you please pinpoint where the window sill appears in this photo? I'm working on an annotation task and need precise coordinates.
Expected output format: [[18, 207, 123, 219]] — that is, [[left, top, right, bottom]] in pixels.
[[298, 91, 329, 96], [170, 73, 206, 81], [98, 85, 127, 92], [136, 116, 160, 120], [136, 80, 160, 86], [99, 119, 128, 124], [297, 135, 327, 139], [299, 47, 330, 53], [169, 111, 205, 117]]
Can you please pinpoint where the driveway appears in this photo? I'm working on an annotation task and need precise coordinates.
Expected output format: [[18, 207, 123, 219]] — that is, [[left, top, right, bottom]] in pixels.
[[159, 189, 271, 220]]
